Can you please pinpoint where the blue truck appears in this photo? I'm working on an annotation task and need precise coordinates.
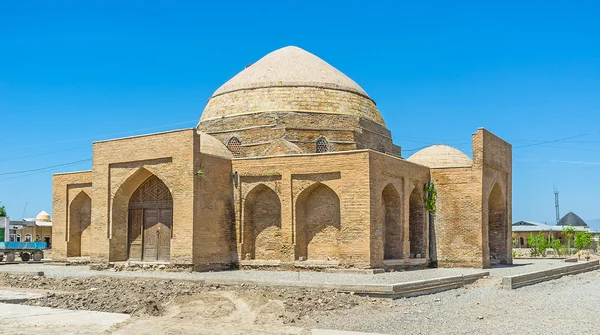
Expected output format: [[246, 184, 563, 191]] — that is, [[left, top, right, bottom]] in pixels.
[[0, 242, 46, 262]]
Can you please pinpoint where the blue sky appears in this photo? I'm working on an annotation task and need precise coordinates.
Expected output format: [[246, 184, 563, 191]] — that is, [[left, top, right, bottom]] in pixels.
[[1, 1, 599, 228]]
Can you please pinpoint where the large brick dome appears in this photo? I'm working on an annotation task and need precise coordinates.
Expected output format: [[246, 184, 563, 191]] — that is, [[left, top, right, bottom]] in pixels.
[[197, 46, 400, 158], [199, 46, 385, 126]]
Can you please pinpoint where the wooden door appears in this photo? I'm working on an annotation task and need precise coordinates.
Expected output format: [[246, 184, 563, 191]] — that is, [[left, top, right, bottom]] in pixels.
[[157, 209, 172, 261], [129, 175, 173, 262], [143, 209, 159, 261], [128, 209, 143, 260]]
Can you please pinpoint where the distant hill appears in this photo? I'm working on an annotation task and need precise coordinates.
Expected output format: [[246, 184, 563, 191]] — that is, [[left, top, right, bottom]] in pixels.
[[587, 219, 600, 231]]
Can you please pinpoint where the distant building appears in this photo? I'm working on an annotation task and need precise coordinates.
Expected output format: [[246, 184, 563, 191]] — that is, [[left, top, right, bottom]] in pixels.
[[5, 211, 52, 247], [513, 211, 591, 248]]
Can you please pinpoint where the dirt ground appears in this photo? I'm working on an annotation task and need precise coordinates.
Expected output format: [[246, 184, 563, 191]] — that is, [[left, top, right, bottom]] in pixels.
[[0, 274, 395, 334]]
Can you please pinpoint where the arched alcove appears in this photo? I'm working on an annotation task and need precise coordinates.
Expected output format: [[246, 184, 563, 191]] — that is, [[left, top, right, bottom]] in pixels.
[[382, 184, 402, 259], [67, 191, 92, 257], [409, 187, 426, 258], [242, 184, 282, 260], [488, 183, 507, 264], [296, 183, 341, 260]]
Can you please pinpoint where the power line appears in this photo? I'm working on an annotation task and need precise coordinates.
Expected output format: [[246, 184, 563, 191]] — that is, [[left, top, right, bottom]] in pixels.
[[0, 120, 197, 152], [0, 145, 90, 162], [0, 159, 91, 176], [514, 132, 597, 149], [0, 163, 86, 181]]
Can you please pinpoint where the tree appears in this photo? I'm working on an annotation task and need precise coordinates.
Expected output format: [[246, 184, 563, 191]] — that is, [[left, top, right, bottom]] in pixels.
[[574, 231, 592, 250], [528, 232, 549, 257], [550, 238, 565, 257], [0, 206, 6, 217], [562, 224, 576, 255]]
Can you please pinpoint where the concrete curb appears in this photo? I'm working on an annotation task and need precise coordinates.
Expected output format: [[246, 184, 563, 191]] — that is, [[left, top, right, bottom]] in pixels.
[[0, 271, 44, 276], [502, 260, 600, 290], [0, 268, 489, 299], [202, 271, 489, 298]]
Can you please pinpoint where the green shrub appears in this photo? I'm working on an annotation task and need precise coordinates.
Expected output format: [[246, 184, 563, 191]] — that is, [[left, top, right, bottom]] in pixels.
[[550, 239, 565, 257], [528, 232, 549, 257], [562, 224, 576, 255], [574, 231, 592, 250]]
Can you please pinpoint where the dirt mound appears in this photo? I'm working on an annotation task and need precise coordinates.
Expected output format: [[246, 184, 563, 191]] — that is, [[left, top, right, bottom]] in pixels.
[[0, 274, 393, 323]]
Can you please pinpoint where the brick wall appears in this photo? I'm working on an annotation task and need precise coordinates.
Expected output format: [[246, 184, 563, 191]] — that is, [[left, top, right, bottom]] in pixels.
[[52, 171, 93, 261], [368, 151, 430, 267], [193, 150, 235, 270], [91, 129, 196, 265], [432, 128, 512, 268], [476, 128, 513, 267], [232, 151, 372, 267], [430, 167, 483, 267]]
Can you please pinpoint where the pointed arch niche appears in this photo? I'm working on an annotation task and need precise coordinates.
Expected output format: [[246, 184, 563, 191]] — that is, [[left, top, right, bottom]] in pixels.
[[409, 187, 426, 258], [110, 168, 173, 262], [295, 183, 341, 261], [382, 184, 402, 259], [242, 184, 282, 260], [67, 191, 92, 257], [488, 183, 507, 264]]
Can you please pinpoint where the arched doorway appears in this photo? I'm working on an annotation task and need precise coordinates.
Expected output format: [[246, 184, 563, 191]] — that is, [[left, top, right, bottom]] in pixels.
[[296, 183, 341, 261], [67, 191, 92, 257], [382, 184, 402, 259], [128, 175, 173, 262], [488, 183, 507, 264], [242, 184, 282, 260], [409, 187, 426, 258]]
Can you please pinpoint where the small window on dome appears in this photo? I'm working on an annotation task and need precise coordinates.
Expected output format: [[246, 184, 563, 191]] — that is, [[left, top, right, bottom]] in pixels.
[[316, 137, 329, 153], [226, 137, 243, 157]]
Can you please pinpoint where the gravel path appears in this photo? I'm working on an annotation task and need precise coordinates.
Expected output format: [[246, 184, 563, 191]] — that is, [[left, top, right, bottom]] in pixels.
[[297, 268, 600, 334], [487, 259, 570, 277]]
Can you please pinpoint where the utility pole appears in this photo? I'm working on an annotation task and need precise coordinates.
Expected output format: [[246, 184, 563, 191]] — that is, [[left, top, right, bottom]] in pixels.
[[554, 186, 560, 225]]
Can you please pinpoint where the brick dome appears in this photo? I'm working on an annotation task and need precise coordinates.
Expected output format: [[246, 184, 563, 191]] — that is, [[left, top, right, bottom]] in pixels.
[[199, 46, 385, 126], [407, 145, 473, 168], [198, 131, 233, 159]]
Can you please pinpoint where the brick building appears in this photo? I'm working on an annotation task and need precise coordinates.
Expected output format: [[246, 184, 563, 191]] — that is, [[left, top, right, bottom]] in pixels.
[[52, 46, 512, 270], [5, 211, 53, 246]]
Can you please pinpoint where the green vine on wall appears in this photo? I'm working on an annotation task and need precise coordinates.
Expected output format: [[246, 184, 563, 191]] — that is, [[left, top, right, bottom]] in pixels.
[[423, 182, 437, 213]]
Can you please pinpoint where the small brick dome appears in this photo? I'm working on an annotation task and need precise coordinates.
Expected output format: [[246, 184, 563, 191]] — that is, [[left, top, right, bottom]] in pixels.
[[407, 145, 473, 168], [198, 131, 233, 159], [199, 46, 385, 126]]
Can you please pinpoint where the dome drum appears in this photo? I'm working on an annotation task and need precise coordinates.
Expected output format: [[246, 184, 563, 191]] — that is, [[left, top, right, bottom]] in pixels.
[[198, 111, 400, 158], [200, 85, 384, 125]]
